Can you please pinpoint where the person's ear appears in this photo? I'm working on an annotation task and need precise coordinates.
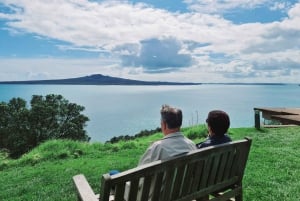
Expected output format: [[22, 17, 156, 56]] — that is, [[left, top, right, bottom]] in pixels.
[[161, 120, 166, 130], [207, 125, 212, 135]]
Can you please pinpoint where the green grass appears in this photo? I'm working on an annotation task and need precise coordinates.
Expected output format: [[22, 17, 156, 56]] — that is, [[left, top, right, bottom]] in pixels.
[[0, 126, 300, 200]]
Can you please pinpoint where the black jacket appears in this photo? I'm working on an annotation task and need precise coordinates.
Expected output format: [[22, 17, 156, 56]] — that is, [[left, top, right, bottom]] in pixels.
[[196, 134, 232, 149]]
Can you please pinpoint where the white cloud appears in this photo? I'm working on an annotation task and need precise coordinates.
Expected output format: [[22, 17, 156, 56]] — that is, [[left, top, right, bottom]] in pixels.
[[0, 0, 300, 83], [270, 1, 293, 12], [120, 37, 193, 71], [288, 1, 300, 18], [0, 1, 237, 48], [2, 0, 179, 49]]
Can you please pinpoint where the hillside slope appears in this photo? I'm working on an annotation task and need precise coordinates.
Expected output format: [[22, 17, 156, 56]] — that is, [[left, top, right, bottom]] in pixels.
[[1, 126, 300, 200]]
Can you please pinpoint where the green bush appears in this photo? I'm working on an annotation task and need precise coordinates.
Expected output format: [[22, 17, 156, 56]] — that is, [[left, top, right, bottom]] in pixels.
[[119, 141, 138, 149], [183, 125, 207, 139], [0, 94, 90, 158]]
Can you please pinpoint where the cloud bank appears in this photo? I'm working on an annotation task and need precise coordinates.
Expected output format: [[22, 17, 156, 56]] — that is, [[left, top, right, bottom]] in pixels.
[[0, 0, 299, 82]]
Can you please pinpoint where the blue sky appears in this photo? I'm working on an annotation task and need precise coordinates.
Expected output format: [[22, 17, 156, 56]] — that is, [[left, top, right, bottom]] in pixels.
[[0, 0, 299, 83]]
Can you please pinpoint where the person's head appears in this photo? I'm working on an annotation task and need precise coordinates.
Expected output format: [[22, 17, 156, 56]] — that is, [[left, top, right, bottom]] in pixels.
[[206, 110, 230, 136], [160, 104, 182, 134]]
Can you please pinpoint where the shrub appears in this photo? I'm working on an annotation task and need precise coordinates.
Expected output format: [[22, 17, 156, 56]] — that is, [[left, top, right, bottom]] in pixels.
[[0, 94, 90, 158], [184, 125, 207, 139], [119, 141, 138, 150]]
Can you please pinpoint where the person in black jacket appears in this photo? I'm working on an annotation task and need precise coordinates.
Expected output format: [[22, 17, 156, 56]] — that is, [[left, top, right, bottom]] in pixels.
[[197, 110, 232, 149]]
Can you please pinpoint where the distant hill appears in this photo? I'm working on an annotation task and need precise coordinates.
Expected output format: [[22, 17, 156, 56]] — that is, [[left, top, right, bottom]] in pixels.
[[0, 74, 201, 85]]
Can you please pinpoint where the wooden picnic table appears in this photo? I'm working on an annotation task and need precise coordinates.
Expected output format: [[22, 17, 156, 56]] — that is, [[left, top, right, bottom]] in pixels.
[[254, 107, 300, 129]]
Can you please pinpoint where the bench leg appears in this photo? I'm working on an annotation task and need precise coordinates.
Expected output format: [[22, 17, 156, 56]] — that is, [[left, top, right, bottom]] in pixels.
[[235, 193, 242, 201]]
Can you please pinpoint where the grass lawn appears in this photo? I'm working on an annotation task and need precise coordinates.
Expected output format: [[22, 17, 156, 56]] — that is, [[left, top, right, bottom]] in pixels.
[[0, 126, 300, 200]]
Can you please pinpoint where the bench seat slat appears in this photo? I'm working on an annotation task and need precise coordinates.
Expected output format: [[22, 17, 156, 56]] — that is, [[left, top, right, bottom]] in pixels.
[[140, 175, 152, 201], [114, 182, 126, 201], [127, 178, 139, 201]]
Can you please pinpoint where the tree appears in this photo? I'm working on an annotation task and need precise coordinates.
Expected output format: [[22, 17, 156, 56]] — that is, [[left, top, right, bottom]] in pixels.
[[0, 94, 89, 158], [29, 94, 89, 142], [0, 98, 30, 158]]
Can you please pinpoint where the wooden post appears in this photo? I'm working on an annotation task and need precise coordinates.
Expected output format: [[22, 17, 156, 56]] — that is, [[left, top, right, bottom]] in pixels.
[[254, 109, 260, 129]]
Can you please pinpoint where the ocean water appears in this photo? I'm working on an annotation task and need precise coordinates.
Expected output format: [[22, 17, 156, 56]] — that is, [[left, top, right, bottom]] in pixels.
[[0, 84, 299, 142]]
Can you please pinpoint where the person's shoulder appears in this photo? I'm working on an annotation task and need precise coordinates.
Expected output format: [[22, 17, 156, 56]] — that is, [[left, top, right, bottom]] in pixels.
[[224, 134, 232, 142], [149, 139, 163, 149]]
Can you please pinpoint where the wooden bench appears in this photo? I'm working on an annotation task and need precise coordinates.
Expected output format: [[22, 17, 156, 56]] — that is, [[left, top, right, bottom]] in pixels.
[[73, 138, 252, 201]]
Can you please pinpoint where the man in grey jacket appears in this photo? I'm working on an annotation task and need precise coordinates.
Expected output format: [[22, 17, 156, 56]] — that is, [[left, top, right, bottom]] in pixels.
[[139, 104, 196, 165]]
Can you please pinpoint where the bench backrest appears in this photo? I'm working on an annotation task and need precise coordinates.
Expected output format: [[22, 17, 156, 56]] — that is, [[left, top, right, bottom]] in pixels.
[[99, 138, 252, 201]]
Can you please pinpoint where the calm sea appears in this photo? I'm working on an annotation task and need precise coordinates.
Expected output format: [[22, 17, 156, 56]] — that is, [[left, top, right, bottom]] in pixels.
[[0, 84, 299, 142]]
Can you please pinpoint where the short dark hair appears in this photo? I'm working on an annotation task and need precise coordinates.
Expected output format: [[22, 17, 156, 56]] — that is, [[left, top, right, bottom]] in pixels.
[[206, 110, 230, 136], [160, 104, 182, 129]]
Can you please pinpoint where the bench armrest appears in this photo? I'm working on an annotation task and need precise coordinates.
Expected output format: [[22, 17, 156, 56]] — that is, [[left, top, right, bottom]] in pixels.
[[73, 174, 98, 201]]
